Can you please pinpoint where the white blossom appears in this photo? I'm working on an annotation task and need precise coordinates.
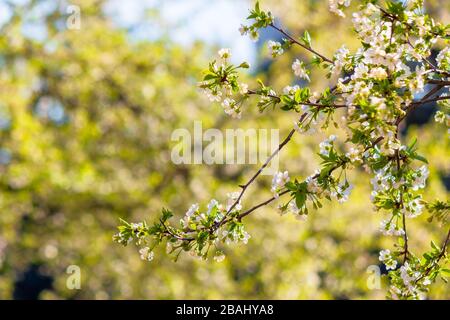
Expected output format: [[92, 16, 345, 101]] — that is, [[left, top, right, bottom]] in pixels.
[[186, 203, 199, 217], [329, 0, 351, 17], [268, 40, 284, 57], [402, 197, 423, 218], [131, 222, 143, 231], [238, 82, 249, 95], [330, 45, 350, 78], [139, 247, 154, 261], [411, 165, 429, 191], [239, 24, 248, 36], [436, 47, 450, 69], [202, 87, 222, 102], [226, 192, 242, 211], [335, 182, 353, 203], [369, 67, 388, 80], [319, 135, 337, 156], [434, 111, 445, 124], [214, 251, 226, 262], [380, 219, 405, 236], [218, 48, 231, 60], [221, 98, 241, 119], [379, 249, 397, 270], [271, 171, 290, 198], [283, 85, 300, 95], [292, 59, 310, 81]]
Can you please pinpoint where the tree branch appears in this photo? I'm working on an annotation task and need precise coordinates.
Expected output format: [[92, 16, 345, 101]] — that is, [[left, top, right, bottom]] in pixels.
[[247, 89, 347, 109], [269, 23, 333, 64], [415, 228, 450, 284], [212, 112, 308, 230]]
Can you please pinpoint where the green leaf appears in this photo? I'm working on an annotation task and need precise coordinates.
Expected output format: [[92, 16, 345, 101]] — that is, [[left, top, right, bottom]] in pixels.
[[441, 268, 450, 275], [285, 181, 297, 191], [118, 218, 130, 227], [430, 240, 440, 252], [301, 30, 311, 47], [412, 154, 428, 164], [161, 208, 173, 222], [255, 1, 260, 14], [423, 252, 433, 261], [239, 61, 250, 69], [295, 191, 306, 209]]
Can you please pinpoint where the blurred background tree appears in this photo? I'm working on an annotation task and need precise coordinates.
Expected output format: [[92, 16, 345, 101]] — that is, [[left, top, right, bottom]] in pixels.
[[0, 0, 448, 299]]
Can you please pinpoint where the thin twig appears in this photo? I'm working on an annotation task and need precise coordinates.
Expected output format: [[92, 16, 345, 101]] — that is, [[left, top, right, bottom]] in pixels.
[[269, 23, 333, 64], [427, 79, 450, 86], [246, 89, 347, 109], [414, 228, 450, 284], [379, 7, 450, 39], [411, 95, 449, 105], [396, 84, 446, 124], [213, 112, 308, 230]]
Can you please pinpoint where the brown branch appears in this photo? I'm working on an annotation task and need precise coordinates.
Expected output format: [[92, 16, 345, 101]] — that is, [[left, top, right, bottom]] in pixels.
[[175, 134, 386, 242], [379, 7, 450, 39], [401, 210, 408, 263], [394, 124, 409, 264], [269, 23, 333, 64], [427, 79, 450, 86], [396, 84, 446, 125], [415, 228, 450, 284], [213, 112, 308, 230], [238, 189, 290, 220], [411, 95, 449, 105], [237, 135, 385, 222], [247, 89, 347, 109]]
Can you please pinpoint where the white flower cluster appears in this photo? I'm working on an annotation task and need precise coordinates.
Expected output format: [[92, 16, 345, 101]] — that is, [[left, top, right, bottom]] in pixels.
[[271, 171, 290, 198], [319, 135, 337, 157], [410, 165, 429, 191], [305, 170, 321, 193], [370, 166, 396, 194], [180, 195, 242, 230], [434, 111, 446, 124], [396, 262, 424, 298], [117, 1, 450, 299], [282, 85, 300, 96], [268, 40, 284, 58], [213, 251, 226, 262], [292, 59, 310, 81], [330, 45, 350, 78], [330, 4, 441, 161], [139, 247, 154, 261], [331, 182, 353, 204], [218, 48, 231, 60], [345, 145, 364, 164], [402, 197, 424, 218], [199, 48, 249, 119], [379, 249, 398, 270], [436, 47, 450, 70], [380, 219, 405, 237], [226, 192, 242, 211], [278, 201, 308, 221], [370, 163, 428, 216], [221, 226, 251, 245], [329, 0, 351, 18], [222, 98, 241, 119]]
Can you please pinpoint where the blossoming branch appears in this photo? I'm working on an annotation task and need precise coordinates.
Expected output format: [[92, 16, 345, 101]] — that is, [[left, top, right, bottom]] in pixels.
[[115, 0, 450, 299]]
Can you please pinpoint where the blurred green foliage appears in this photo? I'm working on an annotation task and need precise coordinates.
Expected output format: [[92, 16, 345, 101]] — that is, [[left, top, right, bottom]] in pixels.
[[0, 0, 448, 299]]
